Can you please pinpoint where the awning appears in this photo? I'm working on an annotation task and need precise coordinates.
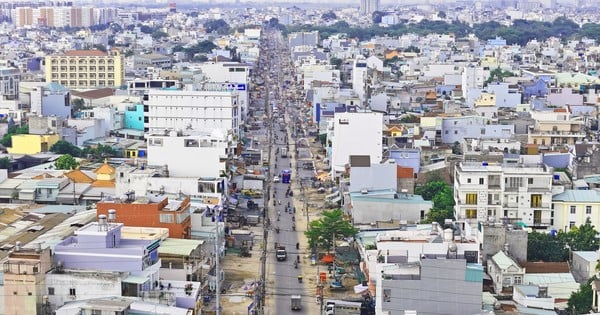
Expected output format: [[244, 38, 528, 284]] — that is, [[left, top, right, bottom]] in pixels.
[[321, 254, 334, 264], [123, 275, 148, 284]]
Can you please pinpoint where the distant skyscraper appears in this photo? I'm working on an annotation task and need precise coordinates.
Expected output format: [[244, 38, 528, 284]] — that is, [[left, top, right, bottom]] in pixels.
[[360, 0, 380, 15]]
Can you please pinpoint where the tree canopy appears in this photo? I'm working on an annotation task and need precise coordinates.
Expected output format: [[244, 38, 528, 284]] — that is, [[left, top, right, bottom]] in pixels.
[[0, 124, 29, 148], [82, 144, 116, 161], [54, 154, 79, 170], [305, 209, 358, 252], [51, 140, 82, 157], [203, 19, 231, 35], [527, 231, 569, 262], [567, 278, 594, 315], [283, 16, 600, 46], [416, 181, 455, 224]]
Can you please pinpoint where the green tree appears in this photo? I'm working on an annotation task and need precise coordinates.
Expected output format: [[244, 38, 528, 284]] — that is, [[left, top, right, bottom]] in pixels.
[[527, 231, 569, 262], [0, 157, 10, 169], [322, 11, 337, 21], [152, 30, 168, 40], [485, 67, 515, 85], [330, 57, 343, 70], [54, 154, 79, 170], [416, 181, 455, 224], [0, 124, 29, 147], [567, 279, 594, 315], [437, 11, 447, 19], [562, 218, 600, 251], [305, 209, 358, 252], [372, 11, 384, 24], [50, 140, 82, 157], [82, 144, 116, 161], [203, 19, 231, 35]]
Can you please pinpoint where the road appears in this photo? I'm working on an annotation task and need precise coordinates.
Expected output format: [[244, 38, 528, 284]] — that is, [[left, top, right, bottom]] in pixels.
[[258, 28, 314, 314]]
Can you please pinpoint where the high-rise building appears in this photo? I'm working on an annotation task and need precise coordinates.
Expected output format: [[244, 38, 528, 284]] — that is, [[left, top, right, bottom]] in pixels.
[[360, 0, 380, 15], [45, 49, 125, 89]]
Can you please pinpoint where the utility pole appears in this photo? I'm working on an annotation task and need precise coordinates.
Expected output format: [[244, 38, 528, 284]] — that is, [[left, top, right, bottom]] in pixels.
[[215, 212, 221, 315]]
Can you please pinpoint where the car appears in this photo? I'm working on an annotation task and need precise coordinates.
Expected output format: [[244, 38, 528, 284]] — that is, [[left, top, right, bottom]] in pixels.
[[273, 176, 280, 183]]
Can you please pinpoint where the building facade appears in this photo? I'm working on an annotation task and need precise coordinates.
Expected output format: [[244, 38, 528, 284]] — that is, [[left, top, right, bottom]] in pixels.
[[3, 245, 53, 315], [454, 161, 553, 228], [552, 190, 600, 231], [96, 195, 192, 239], [45, 50, 125, 89], [144, 89, 240, 136]]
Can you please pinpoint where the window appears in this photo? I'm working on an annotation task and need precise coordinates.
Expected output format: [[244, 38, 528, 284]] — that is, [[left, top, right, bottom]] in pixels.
[[514, 276, 522, 285], [466, 209, 477, 219], [570, 206, 576, 214], [48, 287, 55, 295], [383, 289, 391, 302], [467, 178, 471, 183], [159, 213, 173, 223], [531, 194, 542, 208], [69, 288, 76, 296], [569, 221, 576, 228], [586, 206, 592, 214], [479, 178, 484, 185], [466, 193, 477, 205], [176, 211, 190, 224], [528, 178, 533, 185], [91, 310, 102, 315]]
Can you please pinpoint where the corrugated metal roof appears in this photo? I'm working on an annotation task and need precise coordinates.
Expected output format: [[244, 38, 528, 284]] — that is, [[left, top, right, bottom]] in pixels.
[[491, 251, 519, 270], [552, 189, 600, 203], [158, 238, 204, 256]]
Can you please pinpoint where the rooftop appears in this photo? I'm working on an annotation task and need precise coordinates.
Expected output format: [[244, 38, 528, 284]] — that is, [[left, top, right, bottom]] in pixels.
[[63, 50, 108, 57], [553, 189, 600, 203]]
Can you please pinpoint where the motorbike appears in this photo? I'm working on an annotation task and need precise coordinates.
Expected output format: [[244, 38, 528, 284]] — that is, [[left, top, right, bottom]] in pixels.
[[297, 275, 303, 283], [294, 261, 298, 269], [275, 227, 280, 233], [292, 223, 296, 231], [296, 242, 299, 250]]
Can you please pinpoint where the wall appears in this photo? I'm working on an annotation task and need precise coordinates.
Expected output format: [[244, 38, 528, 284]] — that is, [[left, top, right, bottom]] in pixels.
[[349, 163, 397, 193], [43, 93, 71, 118], [45, 272, 123, 309], [124, 104, 144, 130], [350, 194, 432, 224], [480, 224, 528, 264], [7, 134, 60, 154], [379, 259, 482, 315], [331, 112, 383, 173]]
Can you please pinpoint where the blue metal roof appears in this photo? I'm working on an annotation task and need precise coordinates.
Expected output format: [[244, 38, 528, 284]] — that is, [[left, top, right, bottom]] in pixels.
[[552, 189, 600, 203]]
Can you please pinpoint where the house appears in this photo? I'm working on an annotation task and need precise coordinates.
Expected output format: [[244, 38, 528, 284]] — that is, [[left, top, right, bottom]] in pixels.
[[572, 251, 598, 283], [513, 285, 554, 310], [454, 161, 553, 228], [329, 111, 383, 176], [479, 223, 528, 265], [358, 223, 481, 315], [7, 134, 60, 154], [487, 249, 525, 294], [552, 190, 600, 232], [53, 297, 191, 315], [348, 189, 432, 224], [158, 238, 205, 282], [3, 244, 53, 315], [96, 194, 192, 239]]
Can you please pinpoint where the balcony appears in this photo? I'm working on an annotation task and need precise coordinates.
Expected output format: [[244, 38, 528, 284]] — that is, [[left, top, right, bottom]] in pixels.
[[3, 261, 42, 275], [532, 219, 552, 227]]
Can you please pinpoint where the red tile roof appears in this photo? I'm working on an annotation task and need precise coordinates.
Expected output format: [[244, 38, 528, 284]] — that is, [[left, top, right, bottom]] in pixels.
[[397, 166, 414, 179]]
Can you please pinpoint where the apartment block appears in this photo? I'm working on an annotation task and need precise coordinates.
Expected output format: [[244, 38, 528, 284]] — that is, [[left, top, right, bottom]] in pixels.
[[552, 190, 600, 231], [3, 244, 53, 315], [45, 49, 125, 89], [144, 89, 240, 136], [454, 161, 553, 228]]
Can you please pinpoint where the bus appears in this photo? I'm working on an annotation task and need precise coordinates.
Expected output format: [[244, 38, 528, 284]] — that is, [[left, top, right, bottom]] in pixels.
[[281, 169, 291, 183]]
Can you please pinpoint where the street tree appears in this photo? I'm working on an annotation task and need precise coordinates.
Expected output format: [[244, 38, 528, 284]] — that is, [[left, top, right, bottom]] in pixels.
[[54, 154, 79, 170], [305, 209, 358, 252], [416, 181, 455, 224], [567, 279, 594, 315]]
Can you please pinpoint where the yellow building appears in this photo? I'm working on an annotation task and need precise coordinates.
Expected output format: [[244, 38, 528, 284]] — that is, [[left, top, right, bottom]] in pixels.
[[7, 134, 60, 154], [552, 190, 600, 231], [45, 49, 124, 89]]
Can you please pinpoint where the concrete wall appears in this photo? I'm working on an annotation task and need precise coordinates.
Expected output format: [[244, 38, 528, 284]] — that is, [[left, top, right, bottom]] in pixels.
[[480, 224, 528, 264], [350, 196, 432, 224], [379, 259, 482, 315], [349, 163, 397, 193], [46, 272, 123, 309]]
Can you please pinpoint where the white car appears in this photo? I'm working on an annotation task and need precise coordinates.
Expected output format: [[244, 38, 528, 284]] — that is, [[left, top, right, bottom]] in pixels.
[[273, 175, 280, 183]]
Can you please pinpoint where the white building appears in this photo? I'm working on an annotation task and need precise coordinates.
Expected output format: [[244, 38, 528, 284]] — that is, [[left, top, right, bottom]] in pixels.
[[145, 89, 240, 136], [454, 161, 553, 228], [330, 111, 383, 175], [352, 57, 368, 104], [462, 65, 490, 107], [195, 62, 251, 119], [146, 130, 230, 178], [45, 270, 124, 310]]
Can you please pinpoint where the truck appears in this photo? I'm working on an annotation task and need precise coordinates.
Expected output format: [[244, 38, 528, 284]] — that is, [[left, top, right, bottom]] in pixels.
[[280, 147, 288, 158], [290, 295, 302, 311], [324, 300, 362, 315], [276, 246, 287, 261]]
